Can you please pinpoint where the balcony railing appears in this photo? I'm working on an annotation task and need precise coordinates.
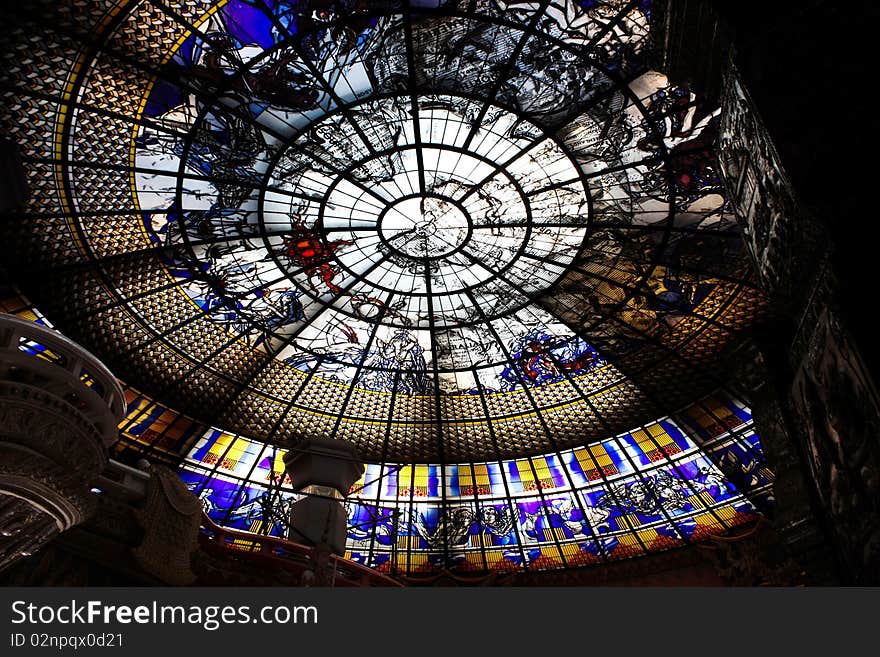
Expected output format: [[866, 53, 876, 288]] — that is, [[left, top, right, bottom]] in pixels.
[[199, 513, 403, 587], [0, 312, 124, 445]]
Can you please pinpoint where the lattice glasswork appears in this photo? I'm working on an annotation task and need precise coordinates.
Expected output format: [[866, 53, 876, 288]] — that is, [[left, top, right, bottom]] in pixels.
[[173, 392, 773, 574], [0, 0, 773, 573], [3, 280, 772, 575], [0, 0, 765, 461]]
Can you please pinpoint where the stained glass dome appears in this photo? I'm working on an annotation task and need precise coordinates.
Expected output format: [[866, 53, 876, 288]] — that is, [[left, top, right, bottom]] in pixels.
[[1, 0, 772, 575]]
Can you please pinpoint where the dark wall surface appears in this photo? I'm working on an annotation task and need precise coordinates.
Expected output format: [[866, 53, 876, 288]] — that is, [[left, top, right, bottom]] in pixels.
[[710, 0, 879, 370]]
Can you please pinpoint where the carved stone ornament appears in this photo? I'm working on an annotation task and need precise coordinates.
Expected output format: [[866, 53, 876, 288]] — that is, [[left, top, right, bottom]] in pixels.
[[790, 308, 880, 583], [0, 382, 108, 572], [131, 465, 202, 585]]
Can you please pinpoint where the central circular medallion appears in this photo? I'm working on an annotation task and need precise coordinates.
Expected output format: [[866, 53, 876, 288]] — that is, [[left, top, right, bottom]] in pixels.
[[255, 95, 592, 330], [379, 195, 471, 260]]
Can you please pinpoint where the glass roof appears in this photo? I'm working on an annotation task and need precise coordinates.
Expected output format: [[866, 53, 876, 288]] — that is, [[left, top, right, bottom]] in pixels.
[[1, 0, 763, 466], [2, 285, 774, 574], [0, 0, 780, 577]]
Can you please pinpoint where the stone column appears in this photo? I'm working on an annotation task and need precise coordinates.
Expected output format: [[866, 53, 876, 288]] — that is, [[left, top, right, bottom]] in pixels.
[[0, 314, 124, 572], [283, 438, 364, 556]]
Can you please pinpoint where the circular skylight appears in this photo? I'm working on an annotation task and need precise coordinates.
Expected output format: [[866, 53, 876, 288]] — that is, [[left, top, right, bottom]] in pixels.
[[2, 0, 763, 462]]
